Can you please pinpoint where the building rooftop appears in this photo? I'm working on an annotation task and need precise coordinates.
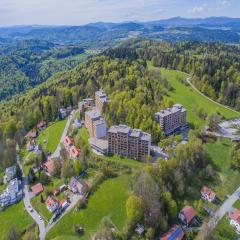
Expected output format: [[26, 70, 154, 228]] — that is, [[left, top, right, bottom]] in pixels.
[[93, 118, 106, 126], [96, 89, 110, 103], [108, 125, 151, 142], [85, 109, 101, 120], [156, 104, 186, 117]]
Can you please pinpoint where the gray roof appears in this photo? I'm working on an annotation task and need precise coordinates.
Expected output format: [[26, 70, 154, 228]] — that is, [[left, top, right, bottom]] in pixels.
[[96, 90, 110, 103], [108, 124, 151, 142], [85, 109, 101, 120], [156, 104, 186, 117], [93, 118, 106, 126]]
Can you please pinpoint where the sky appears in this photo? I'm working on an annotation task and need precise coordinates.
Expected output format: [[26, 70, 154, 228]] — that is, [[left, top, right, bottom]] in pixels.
[[0, 0, 239, 26]]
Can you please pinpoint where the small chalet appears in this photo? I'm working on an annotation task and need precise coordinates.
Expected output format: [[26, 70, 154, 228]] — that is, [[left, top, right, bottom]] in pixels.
[[37, 121, 47, 131], [72, 118, 82, 129], [201, 186, 216, 203], [27, 139, 36, 152], [228, 208, 240, 233], [43, 157, 55, 176], [25, 129, 37, 139], [35, 144, 42, 155], [70, 146, 80, 159], [59, 108, 67, 119], [178, 206, 197, 226], [64, 136, 73, 147], [46, 196, 59, 213], [68, 177, 88, 195], [31, 183, 44, 195], [160, 225, 184, 240]]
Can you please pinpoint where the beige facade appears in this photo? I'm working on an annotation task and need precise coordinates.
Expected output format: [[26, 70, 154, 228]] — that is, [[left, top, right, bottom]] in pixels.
[[95, 89, 109, 113], [155, 104, 187, 135], [108, 125, 151, 161]]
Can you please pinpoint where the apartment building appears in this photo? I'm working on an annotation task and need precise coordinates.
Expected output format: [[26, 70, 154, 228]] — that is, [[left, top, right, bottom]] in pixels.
[[155, 104, 187, 135], [95, 89, 110, 113], [85, 109, 107, 139], [108, 124, 151, 161]]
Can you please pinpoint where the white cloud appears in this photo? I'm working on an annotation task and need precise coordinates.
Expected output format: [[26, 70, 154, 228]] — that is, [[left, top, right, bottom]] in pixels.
[[187, 4, 210, 14], [218, 0, 231, 7]]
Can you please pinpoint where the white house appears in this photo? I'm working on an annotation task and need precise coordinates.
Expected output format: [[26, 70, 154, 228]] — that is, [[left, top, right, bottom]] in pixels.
[[228, 209, 240, 233], [46, 196, 59, 213], [4, 165, 17, 183], [201, 186, 216, 203]]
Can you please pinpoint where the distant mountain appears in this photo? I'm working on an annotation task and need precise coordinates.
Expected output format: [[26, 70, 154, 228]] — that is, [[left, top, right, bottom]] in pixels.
[[0, 17, 239, 47]]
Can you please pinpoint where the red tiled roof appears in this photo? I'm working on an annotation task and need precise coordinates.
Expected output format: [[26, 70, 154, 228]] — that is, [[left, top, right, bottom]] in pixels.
[[180, 206, 196, 224], [201, 186, 216, 200], [64, 136, 73, 146], [160, 225, 184, 240], [43, 158, 55, 174], [37, 121, 47, 129], [31, 183, 44, 195], [70, 145, 80, 158], [46, 196, 58, 208], [25, 130, 37, 138], [229, 209, 240, 223]]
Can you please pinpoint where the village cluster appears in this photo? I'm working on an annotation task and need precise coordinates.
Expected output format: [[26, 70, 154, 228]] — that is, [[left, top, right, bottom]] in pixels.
[[1, 88, 239, 239]]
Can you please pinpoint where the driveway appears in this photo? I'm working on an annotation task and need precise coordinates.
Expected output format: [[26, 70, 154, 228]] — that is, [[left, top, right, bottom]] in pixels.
[[208, 186, 240, 232], [51, 111, 75, 159]]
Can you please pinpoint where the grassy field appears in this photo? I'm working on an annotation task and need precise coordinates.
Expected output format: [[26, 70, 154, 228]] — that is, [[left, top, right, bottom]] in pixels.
[[214, 214, 238, 240], [37, 119, 67, 153], [204, 138, 240, 198], [0, 202, 33, 239], [46, 175, 130, 240], [31, 178, 65, 223], [148, 63, 239, 127]]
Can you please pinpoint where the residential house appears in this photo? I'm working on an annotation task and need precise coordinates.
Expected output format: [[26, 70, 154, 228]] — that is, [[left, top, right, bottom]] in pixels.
[[35, 144, 42, 155], [79, 98, 95, 113], [228, 208, 240, 233], [37, 121, 47, 131], [201, 186, 216, 203], [31, 183, 44, 195], [43, 157, 55, 176], [64, 136, 73, 148], [46, 196, 59, 213], [27, 139, 36, 152], [4, 165, 17, 183], [160, 225, 184, 240], [70, 146, 81, 159], [178, 206, 197, 226], [59, 108, 67, 119], [0, 178, 23, 209], [68, 177, 88, 195], [25, 129, 37, 139]]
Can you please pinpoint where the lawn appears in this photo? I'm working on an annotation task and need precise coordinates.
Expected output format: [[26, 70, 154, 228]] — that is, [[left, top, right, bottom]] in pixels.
[[214, 214, 238, 240], [37, 119, 67, 153], [0, 201, 33, 240], [148, 63, 240, 127], [233, 200, 240, 209], [31, 178, 65, 223], [204, 138, 240, 198], [46, 175, 130, 240]]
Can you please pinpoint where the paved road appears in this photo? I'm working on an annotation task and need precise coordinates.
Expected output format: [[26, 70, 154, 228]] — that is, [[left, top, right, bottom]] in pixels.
[[185, 76, 239, 115], [208, 187, 240, 232], [51, 111, 75, 158], [17, 152, 46, 240]]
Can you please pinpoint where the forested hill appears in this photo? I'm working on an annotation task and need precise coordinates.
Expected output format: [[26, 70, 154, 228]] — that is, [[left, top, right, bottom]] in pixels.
[[0, 17, 240, 46], [105, 40, 240, 110], [0, 39, 87, 100]]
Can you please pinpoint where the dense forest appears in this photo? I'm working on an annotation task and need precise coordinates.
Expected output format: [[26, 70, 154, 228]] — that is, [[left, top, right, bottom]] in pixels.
[[0, 39, 239, 170], [0, 39, 86, 100], [106, 40, 240, 110]]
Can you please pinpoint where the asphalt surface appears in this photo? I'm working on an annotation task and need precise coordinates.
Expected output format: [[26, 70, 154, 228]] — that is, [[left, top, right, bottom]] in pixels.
[[17, 153, 46, 240], [51, 111, 75, 159]]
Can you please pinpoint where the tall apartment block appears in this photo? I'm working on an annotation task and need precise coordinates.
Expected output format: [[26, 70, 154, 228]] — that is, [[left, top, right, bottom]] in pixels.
[[95, 89, 110, 113], [108, 124, 151, 161], [85, 109, 107, 139], [155, 104, 187, 135]]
